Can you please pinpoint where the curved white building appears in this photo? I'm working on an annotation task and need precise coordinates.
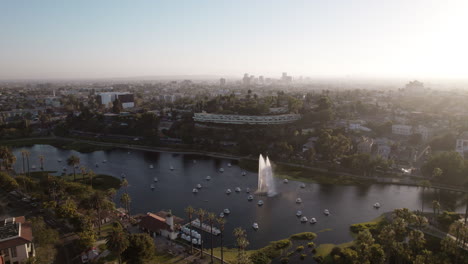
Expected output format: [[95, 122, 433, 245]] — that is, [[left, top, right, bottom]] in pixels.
[[193, 113, 301, 125]]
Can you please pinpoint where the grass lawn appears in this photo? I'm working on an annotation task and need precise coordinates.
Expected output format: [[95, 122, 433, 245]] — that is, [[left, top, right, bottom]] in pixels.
[[315, 240, 355, 258], [63, 173, 121, 191]]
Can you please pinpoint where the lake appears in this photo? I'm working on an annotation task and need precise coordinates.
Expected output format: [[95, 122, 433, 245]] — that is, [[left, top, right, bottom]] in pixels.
[[12, 145, 466, 249]]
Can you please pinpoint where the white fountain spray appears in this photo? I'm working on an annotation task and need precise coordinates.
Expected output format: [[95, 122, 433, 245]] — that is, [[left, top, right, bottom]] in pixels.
[[257, 154, 277, 197]]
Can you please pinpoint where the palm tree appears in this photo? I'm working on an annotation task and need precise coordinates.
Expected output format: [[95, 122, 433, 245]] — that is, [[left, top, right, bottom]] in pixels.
[[233, 227, 246, 254], [216, 218, 226, 264], [418, 180, 431, 214], [80, 166, 87, 181], [184, 206, 195, 254], [197, 208, 206, 258], [106, 223, 129, 264], [0, 146, 16, 171], [207, 212, 216, 263], [90, 192, 104, 234], [120, 193, 131, 215], [39, 155, 44, 171], [88, 169, 96, 188], [432, 200, 440, 223], [107, 188, 116, 200], [121, 179, 129, 192], [67, 155, 80, 181], [25, 151, 30, 177], [20, 149, 27, 175]]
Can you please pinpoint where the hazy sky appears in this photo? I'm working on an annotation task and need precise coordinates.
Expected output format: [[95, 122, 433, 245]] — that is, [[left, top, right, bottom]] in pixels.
[[1, 0, 467, 80]]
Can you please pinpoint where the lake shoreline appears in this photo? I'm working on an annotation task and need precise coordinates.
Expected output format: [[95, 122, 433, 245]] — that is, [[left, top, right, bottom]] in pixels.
[[3, 137, 467, 192]]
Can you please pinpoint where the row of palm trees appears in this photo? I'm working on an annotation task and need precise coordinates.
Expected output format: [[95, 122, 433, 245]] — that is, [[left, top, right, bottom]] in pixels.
[[184, 206, 227, 263]]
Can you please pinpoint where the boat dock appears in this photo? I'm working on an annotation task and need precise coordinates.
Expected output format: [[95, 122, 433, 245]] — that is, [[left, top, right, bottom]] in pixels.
[[189, 219, 221, 235]]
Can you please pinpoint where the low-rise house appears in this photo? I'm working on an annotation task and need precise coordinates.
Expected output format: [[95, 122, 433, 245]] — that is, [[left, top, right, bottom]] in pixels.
[[139, 211, 183, 240], [356, 137, 374, 154], [455, 131, 468, 158], [0, 216, 35, 264]]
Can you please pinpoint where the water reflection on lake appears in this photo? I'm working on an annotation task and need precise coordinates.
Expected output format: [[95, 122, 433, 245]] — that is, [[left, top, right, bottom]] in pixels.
[[13, 145, 466, 249]]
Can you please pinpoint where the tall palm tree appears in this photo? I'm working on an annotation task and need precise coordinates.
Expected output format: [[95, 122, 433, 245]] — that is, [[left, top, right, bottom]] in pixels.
[[0, 146, 16, 171], [216, 218, 226, 264], [121, 179, 129, 192], [39, 155, 44, 171], [197, 208, 206, 258], [120, 192, 131, 215], [20, 149, 27, 175], [106, 223, 129, 264], [67, 155, 80, 181], [184, 206, 195, 254], [88, 169, 96, 188], [233, 227, 246, 254], [418, 180, 431, 214], [432, 200, 440, 222], [25, 151, 30, 177], [207, 212, 216, 263], [80, 166, 87, 181], [90, 192, 104, 234]]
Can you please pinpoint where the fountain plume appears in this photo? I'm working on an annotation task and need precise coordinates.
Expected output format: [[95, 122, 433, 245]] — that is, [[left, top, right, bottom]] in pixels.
[[257, 154, 277, 196]]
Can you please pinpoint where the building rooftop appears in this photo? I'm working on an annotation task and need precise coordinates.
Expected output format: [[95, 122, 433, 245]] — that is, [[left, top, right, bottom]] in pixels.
[[458, 131, 468, 140], [0, 216, 33, 250]]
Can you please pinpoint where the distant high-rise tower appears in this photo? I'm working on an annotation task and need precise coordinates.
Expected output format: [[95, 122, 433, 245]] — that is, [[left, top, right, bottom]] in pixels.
[[220, 78, 226, 86], [243, 73, 251, 86]]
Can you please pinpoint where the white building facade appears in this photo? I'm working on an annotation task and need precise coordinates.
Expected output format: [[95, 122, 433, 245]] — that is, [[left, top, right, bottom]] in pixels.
[[193, 113, 301, 125]]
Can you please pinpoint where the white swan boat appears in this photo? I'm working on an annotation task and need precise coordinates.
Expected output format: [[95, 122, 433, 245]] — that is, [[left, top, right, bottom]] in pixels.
[[235, 187, 241, 192], [196, 184, 202, 189], [247, 195, 254, 201], [226, 189, 232, 194], [296, 210, 303, 217], [192, 188, 198, 193], [296, 198, 302, 204], [300, 183, 306, 188], [149, 164, 154, 169], [374, 202, 381, 208], [223, 208, 230, 214], [205, 176, 211, 181], [219, 168, 224, 172], [153, 177, 158, 182], [310, 218, 317, 224], [252, 223, 259, 230], [283, 179, 289, 183], [324, 209, 330, 216], [257, 200, 264, 206], [300, 216, 308, 223]]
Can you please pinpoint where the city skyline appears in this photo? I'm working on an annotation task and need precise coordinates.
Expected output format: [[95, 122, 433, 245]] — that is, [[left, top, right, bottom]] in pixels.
[[1, 0, 467, 80]]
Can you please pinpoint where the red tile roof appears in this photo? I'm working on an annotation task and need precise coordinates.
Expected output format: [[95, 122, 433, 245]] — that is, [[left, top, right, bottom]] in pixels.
[[0, 216, 33, 250], [139, 213, 173, 232]]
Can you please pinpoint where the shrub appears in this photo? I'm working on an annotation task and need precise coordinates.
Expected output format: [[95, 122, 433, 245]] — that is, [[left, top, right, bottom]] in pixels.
[[296, 246, 304, 252], [300, 254, 306, 260], [287, 251, 294, 257], [270, 239, 292, 249], [438, 211, 461, 230], [250, 251, 270, 264], [281, 257, 289, 264], [313, 256, 323, 263], [350, 223, 378, 233], [307, 242, 315, 248], [330, 246, 342, 256], [259, 245, 281, 259], [290, 232, 317, 240]]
